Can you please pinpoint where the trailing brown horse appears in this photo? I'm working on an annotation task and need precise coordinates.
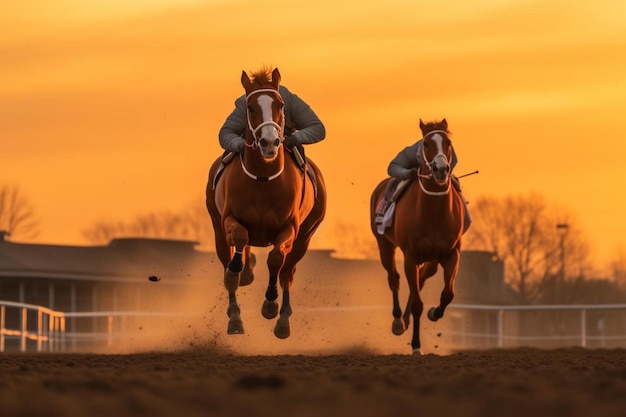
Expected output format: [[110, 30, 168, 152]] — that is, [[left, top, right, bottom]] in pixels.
[[369, 119, 465, 354], [206, 68, 326, 339]]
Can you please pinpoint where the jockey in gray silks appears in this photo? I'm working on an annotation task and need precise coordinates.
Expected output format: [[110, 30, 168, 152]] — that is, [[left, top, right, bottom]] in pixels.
[[375, 138, 468, 223], [219, 85, 325, 165]]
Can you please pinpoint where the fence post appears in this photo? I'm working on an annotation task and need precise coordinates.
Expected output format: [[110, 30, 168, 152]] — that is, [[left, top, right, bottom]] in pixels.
[[1, 305, 5, 353], [580, 309, 587, 348], [108, 315, 113, 348], [497, 309, 504, 348], [21, 307, 27, 352]]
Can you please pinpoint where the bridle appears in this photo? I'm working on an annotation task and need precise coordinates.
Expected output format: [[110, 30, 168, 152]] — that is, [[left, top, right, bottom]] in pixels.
[[244, 88, 285, 148], [241, 88, 286, 181], [417, 130, 451, 196]]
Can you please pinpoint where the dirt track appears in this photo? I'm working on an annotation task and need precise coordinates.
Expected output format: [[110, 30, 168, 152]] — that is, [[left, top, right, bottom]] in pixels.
[[1, 347, 624, 417]]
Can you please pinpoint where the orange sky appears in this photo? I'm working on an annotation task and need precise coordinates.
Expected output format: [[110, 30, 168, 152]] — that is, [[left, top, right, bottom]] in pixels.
[[2, 0, 626, 263]]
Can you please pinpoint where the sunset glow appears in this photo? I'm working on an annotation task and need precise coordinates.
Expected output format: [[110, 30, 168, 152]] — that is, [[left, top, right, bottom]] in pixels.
[[3, 0, 626, 263]]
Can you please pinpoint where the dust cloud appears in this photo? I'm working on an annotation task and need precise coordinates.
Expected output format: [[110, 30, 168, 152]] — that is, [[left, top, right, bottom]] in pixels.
[[94, 247, 462, 356]]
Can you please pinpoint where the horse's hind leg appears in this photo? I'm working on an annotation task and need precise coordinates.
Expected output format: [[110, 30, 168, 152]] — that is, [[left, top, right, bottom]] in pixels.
[[403, 253, 424, 354], [376, 238, 405, 336], [401, 262, 437, 329], [427, 252, 460, 322]]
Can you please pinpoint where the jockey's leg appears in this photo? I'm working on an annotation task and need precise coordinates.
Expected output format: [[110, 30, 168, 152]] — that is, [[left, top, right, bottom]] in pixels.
[[375, 178, 400, 218]]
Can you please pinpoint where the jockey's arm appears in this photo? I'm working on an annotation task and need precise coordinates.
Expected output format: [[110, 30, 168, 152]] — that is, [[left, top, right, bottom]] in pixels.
[[283, 87, 325, 146], [218, 96, 247, 153]]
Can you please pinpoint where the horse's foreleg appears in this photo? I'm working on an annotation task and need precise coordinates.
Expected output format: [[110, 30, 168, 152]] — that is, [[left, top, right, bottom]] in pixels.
[[222, 217, 249, 335], [427, 251, 460, 322], [240, 246, 256, 286], [264, 226, 296, 338], [274, 279, 292, 340], [404, 253, 423, 355]]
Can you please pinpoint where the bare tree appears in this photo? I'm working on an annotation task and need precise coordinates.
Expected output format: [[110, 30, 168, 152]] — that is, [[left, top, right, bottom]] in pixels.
[[0, 184, 39, 240], [82, 199, 214, 248], [610, 248, 626, 288], [463, 192, 593, 303]]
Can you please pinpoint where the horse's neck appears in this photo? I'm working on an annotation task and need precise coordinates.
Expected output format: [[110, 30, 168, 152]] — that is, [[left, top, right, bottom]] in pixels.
[[417, 176, 454, 208], [242, 146, 285, 177]]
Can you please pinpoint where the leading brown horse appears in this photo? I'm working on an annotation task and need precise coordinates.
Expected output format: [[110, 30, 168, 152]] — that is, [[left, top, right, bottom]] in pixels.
[[369, 119, 465, 355], [206, 68, 326, 339]]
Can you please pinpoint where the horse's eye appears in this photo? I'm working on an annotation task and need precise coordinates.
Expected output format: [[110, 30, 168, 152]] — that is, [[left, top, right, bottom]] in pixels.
[[247, 105, 254, 113]]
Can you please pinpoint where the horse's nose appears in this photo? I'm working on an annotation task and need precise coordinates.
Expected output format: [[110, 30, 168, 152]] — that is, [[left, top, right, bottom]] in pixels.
[[259, 137, 281, 148], [433, 163, 450, 179]]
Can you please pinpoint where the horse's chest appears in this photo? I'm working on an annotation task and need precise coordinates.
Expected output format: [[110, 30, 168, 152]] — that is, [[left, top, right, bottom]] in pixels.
[[402, 226, 459, 261], [237, 189, 297, 222], [412, 239, 455, 260]]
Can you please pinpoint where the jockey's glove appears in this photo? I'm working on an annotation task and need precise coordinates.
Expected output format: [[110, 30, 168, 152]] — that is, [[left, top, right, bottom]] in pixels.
[[283, 135, 298, 149], [399, 168, 418, 180], [236, 140, 246, 153]]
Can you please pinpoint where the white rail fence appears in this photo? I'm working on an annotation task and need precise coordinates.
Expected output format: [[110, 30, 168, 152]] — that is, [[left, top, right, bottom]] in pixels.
[[1, 300, 625, 353]]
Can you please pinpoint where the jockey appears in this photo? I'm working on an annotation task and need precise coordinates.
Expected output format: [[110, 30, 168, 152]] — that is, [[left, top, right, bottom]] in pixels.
[[219, 84, 326, 161], [375, 130, 467, 223]]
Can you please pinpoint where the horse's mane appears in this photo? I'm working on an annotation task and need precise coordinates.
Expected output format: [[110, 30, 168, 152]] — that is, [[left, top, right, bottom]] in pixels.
[[249, 66, 274, 87], [421, 120, 451, 136]]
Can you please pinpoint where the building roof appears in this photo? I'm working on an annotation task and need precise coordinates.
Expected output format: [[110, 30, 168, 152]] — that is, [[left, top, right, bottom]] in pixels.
[[0, 238, 214, 282]]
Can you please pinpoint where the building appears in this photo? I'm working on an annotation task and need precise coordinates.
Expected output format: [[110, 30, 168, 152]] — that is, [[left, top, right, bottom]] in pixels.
[[1, 234, 520, 352]]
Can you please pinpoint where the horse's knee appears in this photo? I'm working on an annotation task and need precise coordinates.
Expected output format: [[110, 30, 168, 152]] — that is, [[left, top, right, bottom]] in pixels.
[[267, 248, 287, 270], [226, 226, 248, 248]]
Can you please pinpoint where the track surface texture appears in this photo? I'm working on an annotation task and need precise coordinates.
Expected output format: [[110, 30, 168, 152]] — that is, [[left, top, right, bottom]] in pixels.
[[1, 348, 624, 417]]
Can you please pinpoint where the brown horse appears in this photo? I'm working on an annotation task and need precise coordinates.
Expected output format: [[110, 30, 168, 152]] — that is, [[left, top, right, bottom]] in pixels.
[[369, 119, 465, 354], [206, 68, 326, 339]]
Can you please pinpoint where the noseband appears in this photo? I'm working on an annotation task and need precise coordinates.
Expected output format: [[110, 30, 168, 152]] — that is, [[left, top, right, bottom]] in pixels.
[[245, 88, 285, 148], [418, 130, 451, 196]]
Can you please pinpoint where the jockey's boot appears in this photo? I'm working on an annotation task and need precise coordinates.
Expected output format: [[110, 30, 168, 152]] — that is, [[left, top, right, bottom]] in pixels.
[[375, 199, 388, 223], [375, 178, 399, 222]]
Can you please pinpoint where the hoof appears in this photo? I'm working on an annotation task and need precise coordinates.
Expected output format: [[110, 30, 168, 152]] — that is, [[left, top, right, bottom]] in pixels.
[[274, 318, 291, 339], [227, 319, 244, 334], [427, 307, 440, 322], [412, 348, 423, 356], [240, 269, 254, 286], [392, 318, 406, 335], [261, 300, 279, 319]]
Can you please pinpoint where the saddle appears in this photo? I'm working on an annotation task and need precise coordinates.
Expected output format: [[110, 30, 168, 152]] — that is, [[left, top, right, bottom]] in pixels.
[[375, 177, 471, 235]]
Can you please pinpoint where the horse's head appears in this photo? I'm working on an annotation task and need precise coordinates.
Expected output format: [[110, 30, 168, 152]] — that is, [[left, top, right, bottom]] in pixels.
[[419, 118, 452, 185], [241, 67, 285, 160]]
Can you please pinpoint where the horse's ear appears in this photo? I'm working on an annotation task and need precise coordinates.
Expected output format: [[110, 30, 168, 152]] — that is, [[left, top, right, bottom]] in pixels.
[[271, 68, 281, 89], [241, 70, 252, 91], [441, 118, 448, 130], [419, 119, 425, 133]]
